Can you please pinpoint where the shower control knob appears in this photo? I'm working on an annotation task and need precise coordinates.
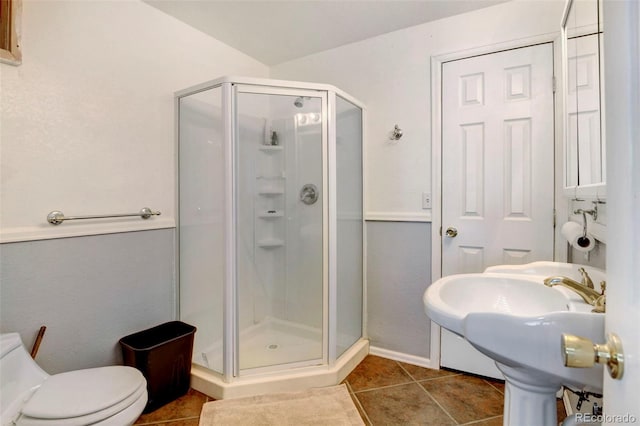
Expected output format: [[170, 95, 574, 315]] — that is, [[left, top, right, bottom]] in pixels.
[[300, 184, 319, 205], [445, 227, 458, 238]]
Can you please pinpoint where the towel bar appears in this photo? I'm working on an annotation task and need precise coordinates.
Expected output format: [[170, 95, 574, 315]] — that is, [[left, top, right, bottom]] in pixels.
[[47, 207, 161, 225]]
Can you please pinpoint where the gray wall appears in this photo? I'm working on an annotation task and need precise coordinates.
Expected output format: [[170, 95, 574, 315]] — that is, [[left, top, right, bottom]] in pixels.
[[0, 229, 175, 374], [366, 221, 432, 358], [1, 222, 434, 373]]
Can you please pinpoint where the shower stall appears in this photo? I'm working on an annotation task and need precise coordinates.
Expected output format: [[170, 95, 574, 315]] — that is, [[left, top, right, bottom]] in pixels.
[[176, 77, 367, 399]]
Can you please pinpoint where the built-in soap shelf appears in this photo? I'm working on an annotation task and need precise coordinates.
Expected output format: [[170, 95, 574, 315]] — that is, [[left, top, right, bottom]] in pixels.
[[259, 145, 283, 153], [256, 139, 284, 250], [258, 211, 283, 218], [257, 176, 285, 196], [258, 188, 284, 196], [257, 238, 284, 248]]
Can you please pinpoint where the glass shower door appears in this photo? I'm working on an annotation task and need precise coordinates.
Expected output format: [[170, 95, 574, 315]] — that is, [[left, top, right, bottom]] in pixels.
[[235, 86, 326, 373], [178, 86, 225, 375], [335, 95, 364, 358]]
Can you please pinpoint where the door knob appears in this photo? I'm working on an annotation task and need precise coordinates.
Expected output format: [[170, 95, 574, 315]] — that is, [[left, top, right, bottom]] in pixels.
[[561, 332, 624, 379], [445, 227, 458, 238]]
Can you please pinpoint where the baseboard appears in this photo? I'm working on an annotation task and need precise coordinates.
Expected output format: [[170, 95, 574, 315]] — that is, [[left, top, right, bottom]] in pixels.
[[368, 346, 439, 369]]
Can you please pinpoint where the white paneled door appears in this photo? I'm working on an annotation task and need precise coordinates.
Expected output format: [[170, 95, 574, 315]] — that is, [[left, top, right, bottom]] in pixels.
[[440, 43, 555, 377], [442, 43, 555, 274]]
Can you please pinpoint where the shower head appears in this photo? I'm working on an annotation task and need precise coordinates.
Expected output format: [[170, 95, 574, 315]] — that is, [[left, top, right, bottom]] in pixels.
[[294, 97, 304, 108]]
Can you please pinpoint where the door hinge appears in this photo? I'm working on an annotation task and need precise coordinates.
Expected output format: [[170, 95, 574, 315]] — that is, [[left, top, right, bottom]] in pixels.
[[552, 76, 557, 93], [553, 209, 557, 227], [439, 226, 442, 237]]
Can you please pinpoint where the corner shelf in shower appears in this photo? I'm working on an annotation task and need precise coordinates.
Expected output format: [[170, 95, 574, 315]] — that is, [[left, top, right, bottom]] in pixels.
[[258, 188, 284, 195], [257, 238, 284, 248], [258, 145, 283, 152], [258, 211, 284, 219]]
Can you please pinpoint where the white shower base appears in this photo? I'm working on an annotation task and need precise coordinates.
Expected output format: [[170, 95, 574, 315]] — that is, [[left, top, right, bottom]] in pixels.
[[198, 317, 324, 372], [191, 324, 369, 400]]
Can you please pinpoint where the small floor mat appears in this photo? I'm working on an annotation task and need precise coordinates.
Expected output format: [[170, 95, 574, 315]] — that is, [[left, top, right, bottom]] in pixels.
[[198, 384, 364, 426]]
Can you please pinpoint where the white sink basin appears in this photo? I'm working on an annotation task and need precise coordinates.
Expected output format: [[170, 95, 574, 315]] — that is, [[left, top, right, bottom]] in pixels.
[[424, 273, 570, 336], [424, 263, 606, 426]]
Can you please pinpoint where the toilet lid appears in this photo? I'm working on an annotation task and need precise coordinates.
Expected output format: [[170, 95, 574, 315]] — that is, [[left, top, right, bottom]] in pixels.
[[22, 366, 145, 420]]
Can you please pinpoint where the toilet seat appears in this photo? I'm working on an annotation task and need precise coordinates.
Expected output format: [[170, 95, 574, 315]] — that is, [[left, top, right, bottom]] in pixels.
[[17, 366, 147, 426]]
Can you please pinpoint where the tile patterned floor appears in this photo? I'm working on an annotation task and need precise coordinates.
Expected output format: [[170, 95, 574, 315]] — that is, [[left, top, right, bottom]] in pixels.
[[134, 355, 567, 425], [134, 389, 210, 426]]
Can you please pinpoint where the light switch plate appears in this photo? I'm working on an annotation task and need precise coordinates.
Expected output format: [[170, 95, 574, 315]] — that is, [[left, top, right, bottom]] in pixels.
[[422, 192, 432, 209]]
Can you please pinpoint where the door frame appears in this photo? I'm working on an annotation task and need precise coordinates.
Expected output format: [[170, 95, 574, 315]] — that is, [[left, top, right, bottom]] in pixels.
[[429, 33, 567, 367], [602, 0, 639, 416]]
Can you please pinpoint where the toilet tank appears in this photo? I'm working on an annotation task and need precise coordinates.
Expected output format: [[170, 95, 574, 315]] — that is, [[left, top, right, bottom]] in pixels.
[[1, 333, 49, 424]]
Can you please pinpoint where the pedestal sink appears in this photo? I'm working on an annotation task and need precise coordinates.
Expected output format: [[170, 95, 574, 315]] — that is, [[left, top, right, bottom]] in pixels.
[[424, 264, 605, 426]]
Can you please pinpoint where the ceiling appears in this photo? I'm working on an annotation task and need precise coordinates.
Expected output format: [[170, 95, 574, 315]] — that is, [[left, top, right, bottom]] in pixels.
[[145, 0, 510, 66]]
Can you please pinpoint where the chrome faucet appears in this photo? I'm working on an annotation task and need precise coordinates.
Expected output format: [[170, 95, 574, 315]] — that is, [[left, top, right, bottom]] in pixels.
[[578, 267, 594, 289], [543, 276, 605, 312]]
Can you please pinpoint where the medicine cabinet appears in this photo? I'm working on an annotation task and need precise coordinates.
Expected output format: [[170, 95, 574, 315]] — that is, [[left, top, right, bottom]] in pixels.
[[561, 0, 605, 199]]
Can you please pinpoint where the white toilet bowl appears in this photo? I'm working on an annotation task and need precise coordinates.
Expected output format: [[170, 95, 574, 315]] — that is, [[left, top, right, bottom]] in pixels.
[[0, 333, 147, 426]]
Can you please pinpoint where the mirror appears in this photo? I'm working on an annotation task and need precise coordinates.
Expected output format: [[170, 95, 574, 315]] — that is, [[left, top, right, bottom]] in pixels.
[[562, 0, 606, 199]]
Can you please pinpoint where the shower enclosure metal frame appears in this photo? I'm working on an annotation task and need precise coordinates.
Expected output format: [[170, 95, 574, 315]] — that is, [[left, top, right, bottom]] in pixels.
[[175, 76, 367, 399]]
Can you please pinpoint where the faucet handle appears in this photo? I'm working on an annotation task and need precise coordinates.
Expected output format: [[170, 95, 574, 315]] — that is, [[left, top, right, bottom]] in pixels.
[[578, 267, 595, 289], [592, 282, 607, 313], [592, 295, 606, 313]]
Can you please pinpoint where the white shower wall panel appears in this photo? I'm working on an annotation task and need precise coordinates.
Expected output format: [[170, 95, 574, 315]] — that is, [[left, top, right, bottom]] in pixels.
[[284, 121, 323, 330], [238, 111, 270, 329]]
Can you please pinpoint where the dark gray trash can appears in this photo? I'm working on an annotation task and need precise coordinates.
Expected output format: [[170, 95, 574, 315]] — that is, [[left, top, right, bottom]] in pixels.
[[119, 321, 196, 413]]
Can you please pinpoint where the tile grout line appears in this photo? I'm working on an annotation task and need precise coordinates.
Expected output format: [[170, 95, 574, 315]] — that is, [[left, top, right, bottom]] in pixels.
[[418, 373, 464, 382], [396, 361, 463, 384], [416, 380, 461, 425], [460, 414, 503, 425], [136, 415, 200, 426], [395, 360, 461, 425], [345, 380, 374, 426], [395, 360, 418, 383], [483, 379, 505, 395], [348, 359, 451, 396], [350, 380, 418, 394]]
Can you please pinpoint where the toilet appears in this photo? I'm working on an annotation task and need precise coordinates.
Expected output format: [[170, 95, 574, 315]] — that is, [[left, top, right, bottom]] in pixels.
[[0, 333, 147, 426]]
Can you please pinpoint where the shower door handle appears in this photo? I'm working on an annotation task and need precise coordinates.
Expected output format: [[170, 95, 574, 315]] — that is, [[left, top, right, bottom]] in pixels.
[[300, 184, 319, 205]]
